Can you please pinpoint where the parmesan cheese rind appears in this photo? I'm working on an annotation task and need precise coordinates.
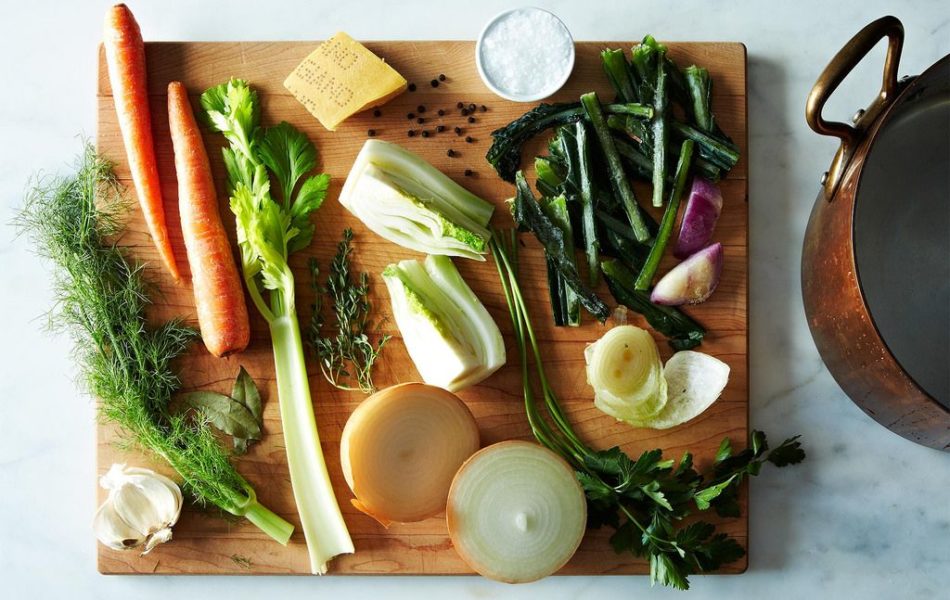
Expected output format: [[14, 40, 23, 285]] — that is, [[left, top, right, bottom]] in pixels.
[[284, 32, 406, 131]]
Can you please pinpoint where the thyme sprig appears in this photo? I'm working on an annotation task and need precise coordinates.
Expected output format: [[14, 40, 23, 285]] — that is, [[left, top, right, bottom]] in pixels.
[[309, 228, 389, 393]]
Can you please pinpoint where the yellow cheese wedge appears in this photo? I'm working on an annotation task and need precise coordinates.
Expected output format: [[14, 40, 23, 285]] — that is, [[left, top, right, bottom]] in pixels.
[[284, 32, 407, 131]]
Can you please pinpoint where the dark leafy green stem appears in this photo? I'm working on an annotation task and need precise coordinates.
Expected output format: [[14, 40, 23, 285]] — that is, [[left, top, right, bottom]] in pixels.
[[636, 139, 694, 290], [670, 121, 740, 170], [581, 92, 651, 243], [651, 54, 669, 208], [575, 120, 600, 286], [509, 172, 610, 321], [685, 66, 714, 133], [602, 48, 638, 103], [487, 101, 651, 182], [613, 127, 722, 182]]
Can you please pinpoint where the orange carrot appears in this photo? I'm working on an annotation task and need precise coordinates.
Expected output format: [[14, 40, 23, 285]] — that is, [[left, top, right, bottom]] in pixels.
[[103, 4, 180, 281], [168, 81, 250, 357]]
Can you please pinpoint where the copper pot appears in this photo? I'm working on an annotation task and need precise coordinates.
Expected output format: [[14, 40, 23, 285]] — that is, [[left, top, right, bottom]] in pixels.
[[803, 16, 949, 450]]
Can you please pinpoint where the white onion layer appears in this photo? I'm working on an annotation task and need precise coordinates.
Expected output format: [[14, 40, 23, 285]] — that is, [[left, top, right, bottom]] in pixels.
[[447, 441, 586, 583], [585, 325, 667, 423]]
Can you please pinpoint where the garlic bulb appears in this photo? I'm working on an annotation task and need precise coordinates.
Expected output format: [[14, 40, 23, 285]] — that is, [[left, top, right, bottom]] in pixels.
[[93, 464, 183, 554]]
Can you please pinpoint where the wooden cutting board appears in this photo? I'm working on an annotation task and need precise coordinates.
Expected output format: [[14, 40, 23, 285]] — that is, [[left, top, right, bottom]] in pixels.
[[95, 40, 747, 575]]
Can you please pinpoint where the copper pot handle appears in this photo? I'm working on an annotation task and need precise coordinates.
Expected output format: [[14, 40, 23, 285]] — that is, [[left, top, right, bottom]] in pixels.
[[806, 16, 904, 199]]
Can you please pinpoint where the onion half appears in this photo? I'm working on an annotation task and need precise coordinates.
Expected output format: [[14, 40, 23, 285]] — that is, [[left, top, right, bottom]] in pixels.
[[340, 383, 479, 525], [447, 441, 586, 583]]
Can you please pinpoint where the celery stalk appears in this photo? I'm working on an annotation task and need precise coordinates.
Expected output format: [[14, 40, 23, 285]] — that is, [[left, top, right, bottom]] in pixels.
[[202, 79, 352, 574], [271, 313, 353, 573]]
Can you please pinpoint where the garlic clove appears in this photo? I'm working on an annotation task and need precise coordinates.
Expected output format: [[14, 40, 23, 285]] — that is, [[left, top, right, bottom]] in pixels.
[[94, 463, 183, 553], [94, 499, 146, 551], [111, 473, 182, 536], [142, 527, 173, 555]]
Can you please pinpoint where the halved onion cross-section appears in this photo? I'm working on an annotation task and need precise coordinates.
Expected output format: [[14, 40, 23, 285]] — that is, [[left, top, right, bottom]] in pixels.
[[447, 441, 586, 583]]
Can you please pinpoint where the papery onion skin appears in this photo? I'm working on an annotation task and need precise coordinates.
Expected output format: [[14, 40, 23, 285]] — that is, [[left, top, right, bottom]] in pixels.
[[341, 383, 479, 525], [446, 441, 586, 584], [648, 350, 730, 429]]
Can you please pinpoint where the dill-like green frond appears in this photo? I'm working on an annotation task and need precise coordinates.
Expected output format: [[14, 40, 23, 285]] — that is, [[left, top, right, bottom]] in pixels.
[[16, 145, 292, 543]]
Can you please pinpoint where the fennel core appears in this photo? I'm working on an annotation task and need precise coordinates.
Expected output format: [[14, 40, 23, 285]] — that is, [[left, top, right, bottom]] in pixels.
[[17, 146, 292, 545]]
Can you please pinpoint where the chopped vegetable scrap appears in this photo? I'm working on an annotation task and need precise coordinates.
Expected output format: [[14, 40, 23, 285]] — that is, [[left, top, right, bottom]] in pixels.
[[487, 36, 740, 343], [339, 140, 494, 260], [382, 255, 505, 392]]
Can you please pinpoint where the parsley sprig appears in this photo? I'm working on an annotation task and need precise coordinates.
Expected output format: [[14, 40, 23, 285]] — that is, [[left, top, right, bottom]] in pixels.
[[491, 230, 804, 590]]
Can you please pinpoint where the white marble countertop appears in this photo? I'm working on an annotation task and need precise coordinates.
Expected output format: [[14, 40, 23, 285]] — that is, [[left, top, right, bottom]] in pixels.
[[1, 0, 947, 598]]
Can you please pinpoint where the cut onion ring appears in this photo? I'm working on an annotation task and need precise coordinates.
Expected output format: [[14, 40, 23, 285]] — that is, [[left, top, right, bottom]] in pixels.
[[340, 383, 479, 525], [446, 441, 586, 583]]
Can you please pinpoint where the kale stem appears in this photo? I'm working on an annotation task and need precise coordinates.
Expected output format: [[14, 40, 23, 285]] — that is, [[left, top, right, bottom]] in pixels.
[[575, 121, 600, 287], [581, 92, 651, 243], [651, 54, 669, 208], [670, 121, 740, 169], [601, 48, 638, 103], [636, 139, 694, 290], [684, 66, 713, 133]]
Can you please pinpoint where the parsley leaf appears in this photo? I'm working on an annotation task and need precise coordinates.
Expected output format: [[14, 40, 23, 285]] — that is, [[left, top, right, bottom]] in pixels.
[[258, 121, 317, 207], [289, 173, 329, 253]]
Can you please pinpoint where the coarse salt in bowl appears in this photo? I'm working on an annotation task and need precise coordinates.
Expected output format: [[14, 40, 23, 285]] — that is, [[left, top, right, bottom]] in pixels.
[[476, 7, 575, 102]]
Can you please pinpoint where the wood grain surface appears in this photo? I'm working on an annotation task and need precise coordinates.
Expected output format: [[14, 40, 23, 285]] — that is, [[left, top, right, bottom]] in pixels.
[[95, 40, 748, 575]]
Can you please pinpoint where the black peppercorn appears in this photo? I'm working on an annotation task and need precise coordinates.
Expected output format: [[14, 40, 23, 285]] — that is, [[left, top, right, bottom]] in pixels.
[[421, 130, 430, 138], [408, 130, 416, 137], [408, 83, 417, 92], [439, 73, 446, 81], [447, 149, 456, 157], [417, 117, 425, 124], [436, 125, 445, 132], [456, 102, 464, 109], [468, 103, 476, 112], [367, 129, 376, 137], [464, 169, 473, 176], [465, 136, 474, 143], [417, 105, 426, 113], [468, 116, 475, 124], [437, 109, 445, 116], [430, 79, 439, 87], [454, 127, 462, 135], [480, 105, 487, 112], [461, 108, 469, 116], [373, 109, 381, 117], [407, 112, 415, 119]]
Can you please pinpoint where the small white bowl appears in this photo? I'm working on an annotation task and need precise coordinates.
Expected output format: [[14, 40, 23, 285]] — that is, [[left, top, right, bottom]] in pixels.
[[475, 7, 575, 103]]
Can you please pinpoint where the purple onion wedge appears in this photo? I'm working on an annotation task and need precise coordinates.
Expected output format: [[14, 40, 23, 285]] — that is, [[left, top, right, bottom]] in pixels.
[[673, 177, 723, 259], [651, 243, 723, 306]]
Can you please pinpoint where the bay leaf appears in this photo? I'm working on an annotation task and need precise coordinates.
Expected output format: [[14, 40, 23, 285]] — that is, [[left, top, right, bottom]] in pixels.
[[180, 391, 262, 441]]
